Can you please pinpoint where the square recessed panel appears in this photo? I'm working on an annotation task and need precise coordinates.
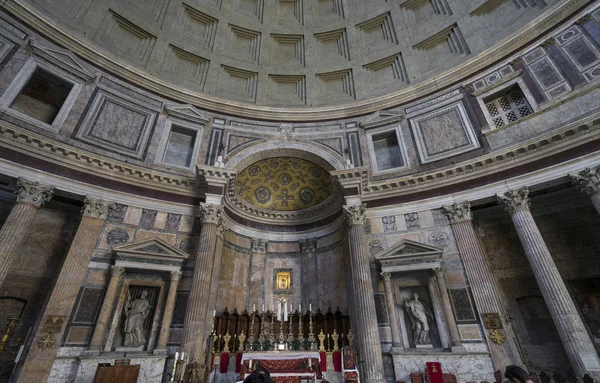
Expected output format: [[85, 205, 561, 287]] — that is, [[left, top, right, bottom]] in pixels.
[[410, 102, 479, 163], [75, 89, 158, 159]]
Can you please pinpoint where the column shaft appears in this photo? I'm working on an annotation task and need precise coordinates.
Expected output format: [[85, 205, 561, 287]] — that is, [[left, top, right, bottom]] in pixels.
[[590, 193, 600, 214], [157, 271, 181, 350], [512, 209, 598, 377], [434, 269, 463, 349], [89, 266, 124, 350], [450, 220, 519, 369], [345, 205, 385, 383], [19, 197, 111, 383], [381, 273, 403, 348]]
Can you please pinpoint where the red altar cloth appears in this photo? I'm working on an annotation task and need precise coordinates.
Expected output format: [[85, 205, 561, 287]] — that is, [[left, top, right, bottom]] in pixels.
[[426, 362, 443, 383]]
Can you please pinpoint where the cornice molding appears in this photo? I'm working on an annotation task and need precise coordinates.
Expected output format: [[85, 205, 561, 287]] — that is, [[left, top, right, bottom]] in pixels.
[[2, 0, 589, 121], [0, 121, 198, 196]]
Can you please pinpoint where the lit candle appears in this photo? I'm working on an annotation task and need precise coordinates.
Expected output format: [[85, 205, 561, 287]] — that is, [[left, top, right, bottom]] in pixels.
[[213, 310, 216, 317], [253, 304, 256, 312], [284, 300, 288, 322], [175, 351, 179, 361], [277, 300, 282, 321], [262, 304, 265, 312], [299, 304, 302, 312], [181, 352, 185, 361], [309, 303, 312, 312]]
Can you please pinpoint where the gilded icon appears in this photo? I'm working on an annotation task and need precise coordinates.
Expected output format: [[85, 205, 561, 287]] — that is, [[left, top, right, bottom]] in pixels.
[[276, 271, 291, 290]]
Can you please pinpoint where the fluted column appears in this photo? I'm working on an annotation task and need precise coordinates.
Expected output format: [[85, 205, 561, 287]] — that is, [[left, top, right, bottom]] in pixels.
[[344, 204, 385, 383], [433, 268, 464, 350], [157, 270, 182, 350], [381, 272, 403, 349], [0, 178, 53, 287], [19, 197, 113, 383], [181, 203, 221, 377], [88, 266, 125, 351], [497, 188, 600, 378], [443, 202, 520, 371], [202, 220, 226, 341], [570, 168, 600, 215]]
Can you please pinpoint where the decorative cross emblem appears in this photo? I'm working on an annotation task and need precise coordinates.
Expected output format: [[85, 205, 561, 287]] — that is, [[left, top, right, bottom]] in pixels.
[[37, 333, 55, 350], [490, 329, 505, 344], [237, 179, 251, 196], [277, 190, 294, 208]]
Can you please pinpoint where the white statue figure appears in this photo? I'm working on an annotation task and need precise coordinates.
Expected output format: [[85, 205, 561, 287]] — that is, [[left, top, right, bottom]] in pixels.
[[123, 290, 151, 347], [405, 293, 434, 345]]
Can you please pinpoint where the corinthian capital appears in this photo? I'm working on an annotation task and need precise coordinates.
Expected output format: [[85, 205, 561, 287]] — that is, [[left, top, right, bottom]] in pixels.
[[497, 188, 530, 214], [216, 216, 229, 238], [110, 266, 125, 277], [199, 203, 223, 225], [15, 178, 54, 207], [82, 197, 115, 219], [343, 204, 366, 227], [570, 168, 600, 196], [443, 201, 472, 224]]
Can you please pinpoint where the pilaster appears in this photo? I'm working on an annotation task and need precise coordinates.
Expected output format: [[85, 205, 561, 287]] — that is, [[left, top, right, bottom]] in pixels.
[[0, 179, 53, 287], [19, 196, 113, 383]]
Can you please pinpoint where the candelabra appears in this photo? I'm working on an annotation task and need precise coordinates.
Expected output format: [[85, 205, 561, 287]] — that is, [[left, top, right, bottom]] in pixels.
[[297, 312, 305, 344], [286, 314, 294, 344], [259, 311, 267, 343], [318, 330, 326, 352], [307, 312, 316, 350], [268, 313, 276, 346], [347, 329, 354, 346], [246, 311, 255, 349], [223, 332, 231, 353]]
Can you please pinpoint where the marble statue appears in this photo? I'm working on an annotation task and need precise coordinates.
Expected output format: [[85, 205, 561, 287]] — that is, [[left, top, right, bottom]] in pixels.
[[123, 290, 151, 347], [405, 293, 434, 345]]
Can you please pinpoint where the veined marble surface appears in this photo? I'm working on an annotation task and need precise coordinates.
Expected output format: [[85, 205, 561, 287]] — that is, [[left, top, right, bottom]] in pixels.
[[392, 353, 494, 383], [49, 354, 167, 383]]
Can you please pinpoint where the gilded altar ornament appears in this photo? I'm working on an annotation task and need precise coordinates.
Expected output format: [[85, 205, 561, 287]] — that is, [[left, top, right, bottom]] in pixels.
[[0, 318, 20, 357], [318, 330, 326, 352], [347, 329, 354, 346], [37, 333, 55, 350], [223, 331, 231, 353], [238, 330, 246, 353], [490, 329, 505, 344], [307, 312, 316, 350], [332, 329, 340, 352]]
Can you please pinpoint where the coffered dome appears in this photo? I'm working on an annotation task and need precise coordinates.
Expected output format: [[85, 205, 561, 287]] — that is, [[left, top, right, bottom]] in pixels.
[[18, 0, 560, 114], [235, 157, 332, 211]]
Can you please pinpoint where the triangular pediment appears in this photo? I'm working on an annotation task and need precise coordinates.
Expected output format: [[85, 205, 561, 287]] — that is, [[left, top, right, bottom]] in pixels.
[[361, 110, 404, 129], [113, 238, 188, 259], [30, 41, 95, 81], [165, 104, 209, 124], [376, 239, 442, 271]]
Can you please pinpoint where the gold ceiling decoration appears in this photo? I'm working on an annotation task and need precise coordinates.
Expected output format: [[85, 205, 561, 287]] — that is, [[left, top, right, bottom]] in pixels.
[[236, 158, 332, 211]]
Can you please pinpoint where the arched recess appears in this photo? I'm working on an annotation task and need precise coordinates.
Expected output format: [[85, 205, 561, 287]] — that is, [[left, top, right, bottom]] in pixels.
[[225, 139, 346, 172]]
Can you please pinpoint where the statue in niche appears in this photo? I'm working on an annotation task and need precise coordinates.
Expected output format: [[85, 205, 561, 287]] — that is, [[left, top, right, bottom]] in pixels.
[[123, 290, 151, 347], [404, 293, 434, 345]]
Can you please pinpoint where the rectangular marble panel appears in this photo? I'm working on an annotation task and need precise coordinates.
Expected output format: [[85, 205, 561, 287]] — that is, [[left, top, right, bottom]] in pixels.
[[562, 36, 600, 71], [74, 288, 104, 323], [528, 56, 564, 90], [409, 102, 479, 163], [449, 288, 477, 322], [74, 89, 158, 159], [458, 324, 482, 341]]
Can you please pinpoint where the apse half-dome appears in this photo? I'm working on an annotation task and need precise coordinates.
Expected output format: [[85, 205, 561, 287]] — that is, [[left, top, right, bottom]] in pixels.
[[235, 157, 332, 211]]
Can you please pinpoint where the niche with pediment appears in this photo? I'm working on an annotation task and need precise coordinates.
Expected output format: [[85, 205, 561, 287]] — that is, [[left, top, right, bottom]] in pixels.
[[376, 239, 451, 350], [97, 238, 188, 354]]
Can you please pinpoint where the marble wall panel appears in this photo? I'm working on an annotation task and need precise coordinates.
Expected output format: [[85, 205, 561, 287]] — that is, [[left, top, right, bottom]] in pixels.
[[409, 102, 479, 164], [74, 88, 159, 159], [217, 245, 249, 311], [317, 247, 348, 312], [392, 353, 494, 383]]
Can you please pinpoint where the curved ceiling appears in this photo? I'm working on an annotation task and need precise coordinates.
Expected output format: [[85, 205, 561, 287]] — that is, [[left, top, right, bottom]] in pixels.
[[14, 0, 566, 116], [236, 157, 332, 211]]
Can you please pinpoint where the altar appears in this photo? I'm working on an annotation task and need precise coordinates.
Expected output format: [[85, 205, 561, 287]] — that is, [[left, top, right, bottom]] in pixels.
[[238, 351, 322, 383]]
